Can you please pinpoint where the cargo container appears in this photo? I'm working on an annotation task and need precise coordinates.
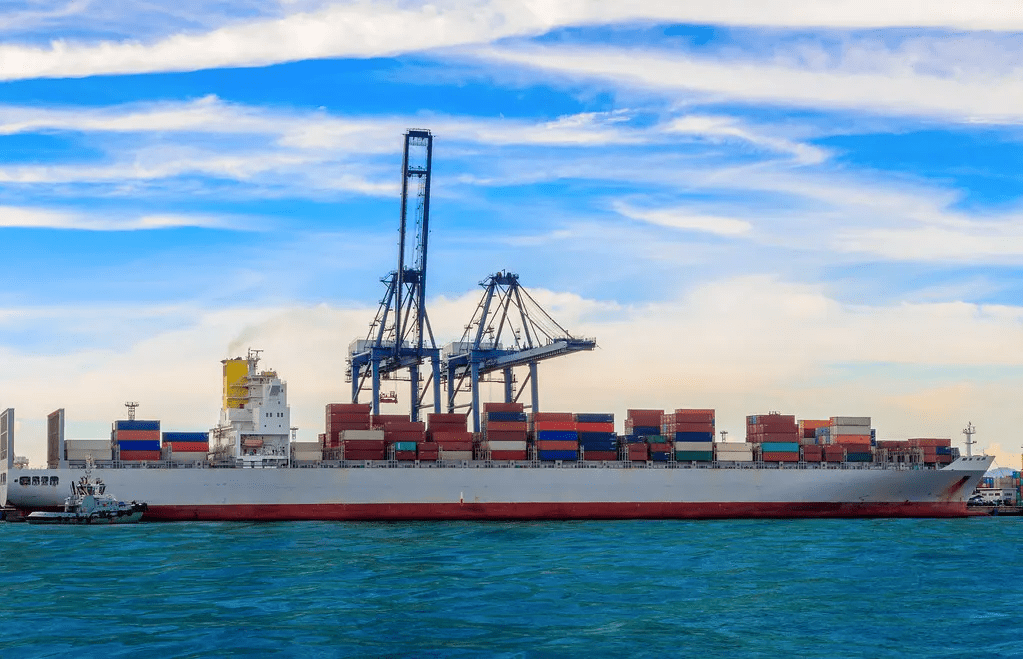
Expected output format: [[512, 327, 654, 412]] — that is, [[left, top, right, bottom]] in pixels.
[[762, 452, 799, 462], [675, 451, 713, 461], [119, 450, 162, 461], [538, 450, 578, 461], [583, 451, 618, 461], [487, 440, 528, 451], [117, 439, 161, 451], [114, 420, 160, 432], [113, 430, 160, 441], [164, 442, 209, 453], [490, 450, 528, 460]]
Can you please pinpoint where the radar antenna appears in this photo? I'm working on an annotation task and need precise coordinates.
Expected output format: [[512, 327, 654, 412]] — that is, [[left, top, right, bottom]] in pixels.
[[962, 421, 976, 458], [125, 402, 139, 421]]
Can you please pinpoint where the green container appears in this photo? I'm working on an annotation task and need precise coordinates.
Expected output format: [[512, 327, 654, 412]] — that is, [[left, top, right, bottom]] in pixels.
[[761, 442, 800, 452], [675, 451, 713, 461], [394, 441, 417, 452], [643, 435, 666, 443]]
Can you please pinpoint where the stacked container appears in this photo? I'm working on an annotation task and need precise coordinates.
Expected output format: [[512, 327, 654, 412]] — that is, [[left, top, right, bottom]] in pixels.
[[576, 413, 616, 461], [324, 403, 372, 454], [484, 404, 528, 460], [113, 420, 161, 461], [291, 441, 322, 462], [714, 442, 754, 462], [374, 417, 426, 453], [340, 429, 386, 460], [664, 409, 714, 462], [761, 441, 800, 462], [831, 417, 872, 461], [909, 438, 952, 465], [746, 414, 798, 444], [426, 413, 471, 461], [798, 420, 829, 444], [393, 441, 418, 461], [800, 444, 823, 462], [624, 409, 662, 439], [534, 410, 578, 461], [162, 431, 210, 463]]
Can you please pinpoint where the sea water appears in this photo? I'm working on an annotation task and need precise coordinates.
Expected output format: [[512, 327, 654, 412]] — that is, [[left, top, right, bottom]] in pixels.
[[1, 518, 1020, 658]]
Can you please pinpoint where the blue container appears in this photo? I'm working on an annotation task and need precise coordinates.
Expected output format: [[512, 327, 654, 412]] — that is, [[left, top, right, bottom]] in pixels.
[[673, 431, 713, 442], [162, 431, 209, 441], [630, 425, 660, 436], [538, 450, 578, 461], [815, 427, 831, 438], [650, 451, 672, 462], [762, 442, 800, 452], [575, 413, 614, 424], [936, 446, 952, 455], [579, 441, 617, 452], [117, 439, 161, 451], [579, 431, 615, 442], [486, 411, 527, 422], [624, 435, 646, 444], [536, 430, 579, 442], [846, 453, 872, 462], [115, 420, 160, 431]]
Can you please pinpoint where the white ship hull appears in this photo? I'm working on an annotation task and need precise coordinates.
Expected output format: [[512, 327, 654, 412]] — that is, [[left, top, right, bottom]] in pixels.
[[2, 456, 993, 520]]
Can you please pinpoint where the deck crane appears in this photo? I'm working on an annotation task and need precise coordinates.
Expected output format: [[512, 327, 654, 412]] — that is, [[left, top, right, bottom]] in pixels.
[[347, 129, 441, 420], [442, 271, 596, 432]]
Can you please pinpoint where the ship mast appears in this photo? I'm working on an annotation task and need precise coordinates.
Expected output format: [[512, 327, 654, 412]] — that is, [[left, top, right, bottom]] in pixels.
[[962, 421, 976, 458]]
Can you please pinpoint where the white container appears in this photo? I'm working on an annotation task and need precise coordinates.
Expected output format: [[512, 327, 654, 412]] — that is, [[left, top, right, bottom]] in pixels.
[[292, 451, 322, 461], [830, 417, 870, 426], [342, 429, 386, 440], [291, 441, 320, 451], [714, 442, 754, 451], [487, 440, 528, 451], [66, 439, 111, 450], [717, 452, 754, 462], [439, 450, 473, 460], [66, 449, 113, 461], [675, 441, 714, 451], [168, 451, 208, 463], [831, 425, 871, 436]]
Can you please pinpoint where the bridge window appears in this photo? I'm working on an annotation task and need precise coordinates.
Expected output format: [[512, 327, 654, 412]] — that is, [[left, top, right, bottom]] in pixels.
[[32, 476, 39, 485], [50, 477, 58, 486], [20, 477, 29, 486]]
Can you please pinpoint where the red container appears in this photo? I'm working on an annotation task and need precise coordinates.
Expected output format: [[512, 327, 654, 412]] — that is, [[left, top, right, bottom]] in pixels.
[[832, 434, 871, 443], [627, 409, 663, 423], [910, 438, 952, 447], [114, 430, 160, 441], [417, 454, 438, 462], [533, 421, 577, 431], [532, 412, 575, 422], [427, 413, 466, 424], [429, 430, 473, 441], [648, 442, 671, 452], [119, 450, 162, 461], [762, 452, 799, 462], [436, 441, 473, 451], [536, 440, 578, 451], [575, 422, 615, 432], [583, 451, 618, 461], [837, 443, 870, 453], [490, 450, 528, 460], [668, 422, 715, 433], [326, 403, 372, 414], [342, 439, 387, 450], [166, 442, 209, 453], [485, 421, 528, 431], [385, 431, 425, 443], [483, 402, 524, 412], [377, 420, 425, 431], [344, 450, 386, 460], [801, 446, 822, 461], [327, 412, 371, 422], [665, 409, 715, 423], [628, 444, 649, 460], [394, 451, 417, 461], [486, 430, 527, 442]]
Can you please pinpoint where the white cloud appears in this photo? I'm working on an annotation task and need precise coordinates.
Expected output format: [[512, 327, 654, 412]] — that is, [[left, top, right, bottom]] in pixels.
[[3, 1, 1023, 81], [614, 202, 752, 237], [0, 205, 254, 230], [478, 41, 1023, 123]]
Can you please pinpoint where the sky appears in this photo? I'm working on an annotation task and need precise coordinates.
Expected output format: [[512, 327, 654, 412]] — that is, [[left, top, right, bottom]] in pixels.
[[2, 1, 1023, 470]]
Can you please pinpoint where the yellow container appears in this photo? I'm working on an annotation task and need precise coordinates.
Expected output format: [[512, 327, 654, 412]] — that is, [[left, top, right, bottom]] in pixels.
[[222, 358, 249, 409]]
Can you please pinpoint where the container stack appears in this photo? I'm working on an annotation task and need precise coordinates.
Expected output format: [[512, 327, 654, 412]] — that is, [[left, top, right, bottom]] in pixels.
[[800, 444, 823, 462], [908, 438, 952, 465], [162, 431, 210, 463], [291, 441, 322, 462], [623, 410, 661, 461], [484, 404, 528, 460], [798, 420, 829, 444], [831, 417, 872, 461], [664, 409, 714, 462], [576, 413, 616, 461], [324, 403, 372, 453], [534, 410, 578, 461], [393, 441, 418, 461], [426, 413, 471, 461], [746, 414, 798, 444], [374, 418, 426, 453], [761, 441, 800, 462], [340, 429, 387, 460], [624, 409, 662, 438], [823, 444, 846, 462], [65, 440, 112, 463], [113, 420, 161, 461], [714, 442, 754, 462]]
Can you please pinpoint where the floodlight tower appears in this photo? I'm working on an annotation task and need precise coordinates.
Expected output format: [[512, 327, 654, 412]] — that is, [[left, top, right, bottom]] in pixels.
[[348, 130, 441, 420]]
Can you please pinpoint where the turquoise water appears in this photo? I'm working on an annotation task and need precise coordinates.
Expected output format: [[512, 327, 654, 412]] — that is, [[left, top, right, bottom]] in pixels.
[[1, 519, 1020, 657]]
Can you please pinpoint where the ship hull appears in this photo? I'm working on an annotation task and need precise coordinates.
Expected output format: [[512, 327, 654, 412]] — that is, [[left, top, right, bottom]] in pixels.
[[2, 456, 992, 521]]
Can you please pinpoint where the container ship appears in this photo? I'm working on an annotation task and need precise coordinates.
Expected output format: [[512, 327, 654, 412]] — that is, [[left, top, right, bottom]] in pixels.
[[0, 350, 992, 521]]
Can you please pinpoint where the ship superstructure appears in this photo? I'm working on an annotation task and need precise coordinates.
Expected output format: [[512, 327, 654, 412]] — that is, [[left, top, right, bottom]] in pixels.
[[213, 349, 292, 466]]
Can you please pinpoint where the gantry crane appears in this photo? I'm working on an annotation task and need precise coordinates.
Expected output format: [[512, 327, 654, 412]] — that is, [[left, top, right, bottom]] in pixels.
[[347, 129, 441, 420], [442, 271, 597, 432]]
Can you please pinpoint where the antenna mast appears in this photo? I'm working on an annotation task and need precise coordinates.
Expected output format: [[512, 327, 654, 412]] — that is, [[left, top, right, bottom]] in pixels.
[[962, 421, 976, 458], [125, 402, 139, 421]]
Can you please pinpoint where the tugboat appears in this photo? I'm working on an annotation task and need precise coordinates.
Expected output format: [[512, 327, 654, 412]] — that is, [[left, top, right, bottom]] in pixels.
[[27, 461, 147, 525]]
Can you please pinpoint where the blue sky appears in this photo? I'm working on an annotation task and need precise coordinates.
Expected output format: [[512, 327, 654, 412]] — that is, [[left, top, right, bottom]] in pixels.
[[2, 1, 1023, 467]]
